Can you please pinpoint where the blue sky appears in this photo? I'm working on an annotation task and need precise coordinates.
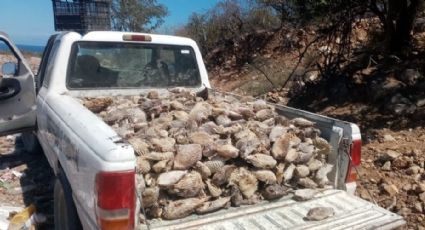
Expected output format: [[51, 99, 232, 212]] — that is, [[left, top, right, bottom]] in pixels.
[[0, 0, 219, 46]]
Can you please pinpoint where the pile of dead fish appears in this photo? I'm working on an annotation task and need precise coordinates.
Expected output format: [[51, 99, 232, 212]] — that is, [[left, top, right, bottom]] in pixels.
[[82, 88, 333, 221]]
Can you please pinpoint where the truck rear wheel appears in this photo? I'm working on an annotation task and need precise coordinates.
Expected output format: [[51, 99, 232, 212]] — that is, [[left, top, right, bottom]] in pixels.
[[54, 172, 83, 230], [21, 132, 42, 154]]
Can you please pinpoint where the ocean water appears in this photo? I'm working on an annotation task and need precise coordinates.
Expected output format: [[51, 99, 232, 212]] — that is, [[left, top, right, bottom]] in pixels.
[[17, 44, 45, 54], [0, 43, 45, 54]]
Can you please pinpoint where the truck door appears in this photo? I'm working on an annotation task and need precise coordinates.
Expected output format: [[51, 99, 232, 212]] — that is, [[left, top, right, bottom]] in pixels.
[[0, 32, 36, 136]]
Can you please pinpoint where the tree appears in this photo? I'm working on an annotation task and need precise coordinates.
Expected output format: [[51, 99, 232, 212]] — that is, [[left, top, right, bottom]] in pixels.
[[369, 0, 425, 54], [111, 0, 168, 32]]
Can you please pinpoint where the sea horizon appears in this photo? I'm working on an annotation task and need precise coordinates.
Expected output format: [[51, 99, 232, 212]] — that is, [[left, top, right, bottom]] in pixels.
[[0, 43, 45, 55], [16, 44, 45, 54]]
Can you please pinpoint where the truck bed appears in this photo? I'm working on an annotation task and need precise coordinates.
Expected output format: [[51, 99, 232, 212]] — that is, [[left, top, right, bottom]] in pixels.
[[141, 189, 405, 230]]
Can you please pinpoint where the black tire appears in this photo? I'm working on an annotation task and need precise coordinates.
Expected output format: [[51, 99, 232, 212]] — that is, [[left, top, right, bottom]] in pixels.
[[54, 171, 83, 230], [21, 132, 42, 154]]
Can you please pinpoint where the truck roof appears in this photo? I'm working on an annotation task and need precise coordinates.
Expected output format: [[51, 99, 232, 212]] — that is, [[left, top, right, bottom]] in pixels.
[[79, 31, 198, 46]]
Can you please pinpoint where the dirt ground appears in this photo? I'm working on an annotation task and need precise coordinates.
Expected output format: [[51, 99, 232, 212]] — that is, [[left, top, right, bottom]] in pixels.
[[314, 104, 425, 230], [0, 135, 54, 229]]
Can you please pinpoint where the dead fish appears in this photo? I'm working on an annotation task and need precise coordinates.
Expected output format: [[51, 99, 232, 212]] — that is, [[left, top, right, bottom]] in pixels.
[[292, 118, 315, 127], [238, 194, 261, 206], [215, 144, 239, 159], [275, 163, 285, 184], [136, 174, 146, 193], [142, 187, 159, 208], [230, 185, 244, 207], [202, 143, 216, 158], [229, 168, 258, 198], [295, 144, 315, 164], [237, 106, 255, 120], [174, 144, 202, 170], [136, 158, 151, 174], [170, 171, 204, 198], [212, 107, 226, 117], [236, 137, 261, 159], [308, 159, 323, 172], [128, 138, 149, 156], [151, 137, 176, 152], [313, 137, 332, 155], [246, 154, 277, 169], [305, 207, 334, 221], [142, 152, 174, 162], [269, 126, 287, 142], [283, 164, 296, 183], [297, 177, 318, 189], [302, 127, 321, 139], [147, 90, 159, 99], [152, 160, 171, 173], [84, 98, 113, 113], [162, 197, 208, 220], [204, 159, 226, 174], [212, 165, 237, 186], [157, 170, 187, 187], [272, 133, 300, 160], [189, 102, 212, 123], [194, 161, 212, 179], [189, 131, 213, 145], [252, 100, 269, 112], [253, 170, 277, 184], [170, 100, 185, 110], [315, 164, 333, 187], [285, 148, 299, 163], [173, 111, 189, 121], [228, 110, 243, 120], [196, 197, 231, 215], [215, 115, 232, 126], [293, 189, 317, 201], [255, 109, 274, 121], [199, 121, 220, 135], [295, 165, 310, 178], [262, 184, 288, 200], [144, 173, 155, 187]]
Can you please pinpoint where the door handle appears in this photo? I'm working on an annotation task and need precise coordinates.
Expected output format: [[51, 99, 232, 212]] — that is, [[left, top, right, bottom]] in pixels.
[[0, 86, 17, 100], [0, 78, 20, 100]]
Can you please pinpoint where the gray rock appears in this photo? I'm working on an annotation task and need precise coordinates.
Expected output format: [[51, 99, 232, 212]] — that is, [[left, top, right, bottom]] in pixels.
[[305, 207, 334, 221], [382, 184, 399, 197], [414, 203, 423, 213], [419, 192, 425, 202], [381, 150, 400, 161], [293, 189, 317, 201], [406, 165, 421, 175], [382, 161, 391, 171], [383, 134, 396, 142]]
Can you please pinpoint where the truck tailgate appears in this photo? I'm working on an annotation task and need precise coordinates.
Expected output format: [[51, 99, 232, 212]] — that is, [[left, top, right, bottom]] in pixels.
[[142, 189, 405, 230]]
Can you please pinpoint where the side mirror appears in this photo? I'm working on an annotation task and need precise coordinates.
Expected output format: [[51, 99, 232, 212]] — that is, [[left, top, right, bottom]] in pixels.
[[1, 62, 17, 76]]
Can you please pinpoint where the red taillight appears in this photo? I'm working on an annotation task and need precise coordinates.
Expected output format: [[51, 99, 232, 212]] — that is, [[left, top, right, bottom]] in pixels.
[[350, 139, 362, 166], [122, 34, 152, 42], [96, 171, 135, 230], [346, 139, 362, 183]]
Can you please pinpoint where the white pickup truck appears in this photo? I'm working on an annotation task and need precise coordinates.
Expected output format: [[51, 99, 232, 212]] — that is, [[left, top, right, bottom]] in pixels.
[[0, 31, 405, 230]]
